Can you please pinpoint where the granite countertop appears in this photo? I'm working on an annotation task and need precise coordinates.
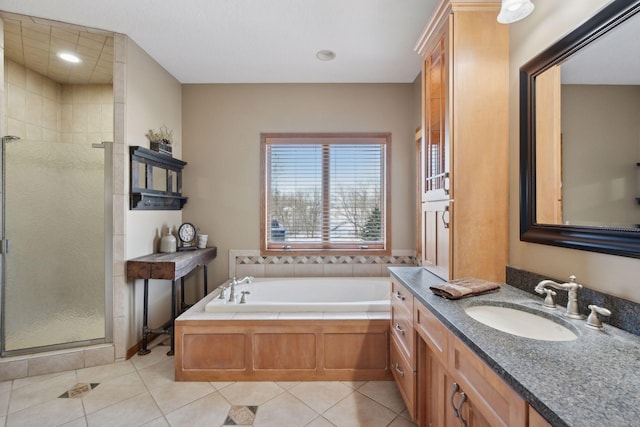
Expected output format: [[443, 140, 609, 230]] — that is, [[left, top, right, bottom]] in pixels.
[[388, 266, 640, 427]]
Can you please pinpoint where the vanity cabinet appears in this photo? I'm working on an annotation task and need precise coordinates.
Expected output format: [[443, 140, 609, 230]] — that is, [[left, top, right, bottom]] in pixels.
[[416, 0, 509, 282], [447, 333, 526, 427], [398, 290, 528, 427], [417, 302, 526, 427]]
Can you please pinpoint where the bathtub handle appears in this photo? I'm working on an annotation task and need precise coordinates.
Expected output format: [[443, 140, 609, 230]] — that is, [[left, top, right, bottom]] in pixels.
[[218, 286, 227, 300], [394, 323, 405, 335], [394, 291, 405, 301], [240, 291, 251, 304], [394, 362, 405, 377]]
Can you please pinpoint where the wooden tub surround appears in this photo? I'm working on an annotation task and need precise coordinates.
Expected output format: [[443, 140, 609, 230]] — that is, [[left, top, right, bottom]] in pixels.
[[175, 318, 390, 381], [174, 287, 392, 382]]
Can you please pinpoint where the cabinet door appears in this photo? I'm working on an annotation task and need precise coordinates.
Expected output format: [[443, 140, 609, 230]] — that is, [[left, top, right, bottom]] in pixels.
[[425, 344, 456, 427], [529, 406, 553, 427], [462, 400, 493, 427], [448, 334, 527, 427], [422, 199, 451, 280], [422, 29, 450, 203]]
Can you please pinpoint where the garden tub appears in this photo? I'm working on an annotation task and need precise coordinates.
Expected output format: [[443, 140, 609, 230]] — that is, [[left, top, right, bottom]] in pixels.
[[175, 276, 392, 381]]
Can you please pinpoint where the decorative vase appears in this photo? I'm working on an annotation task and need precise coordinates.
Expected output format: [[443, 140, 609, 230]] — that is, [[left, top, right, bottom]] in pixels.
[[160, 229, 177, 253]]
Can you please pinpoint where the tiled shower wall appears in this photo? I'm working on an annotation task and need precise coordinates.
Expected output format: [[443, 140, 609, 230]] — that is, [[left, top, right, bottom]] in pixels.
[[3, 59, 112, 143], [229, 250, 416, 279]]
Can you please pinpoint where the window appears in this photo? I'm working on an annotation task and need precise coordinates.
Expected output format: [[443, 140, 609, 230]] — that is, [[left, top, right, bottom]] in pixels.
[[261, 133, 391, 255]]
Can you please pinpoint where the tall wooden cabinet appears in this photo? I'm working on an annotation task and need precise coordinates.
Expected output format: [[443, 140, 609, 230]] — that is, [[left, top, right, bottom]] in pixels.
[[417, 0, 509, 282]]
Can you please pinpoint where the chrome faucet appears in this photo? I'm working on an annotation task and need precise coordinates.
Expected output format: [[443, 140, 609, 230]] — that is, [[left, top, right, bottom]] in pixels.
[[534, 275, 585, 319], [228, 276, 253, 303]]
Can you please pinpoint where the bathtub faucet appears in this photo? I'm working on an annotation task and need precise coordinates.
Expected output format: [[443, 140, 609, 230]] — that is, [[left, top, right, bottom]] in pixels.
[[229, 276, 253, 302]]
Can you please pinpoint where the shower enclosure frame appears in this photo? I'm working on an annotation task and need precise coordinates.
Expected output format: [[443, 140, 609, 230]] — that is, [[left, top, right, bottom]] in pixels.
[[0, 137, 114, 357]]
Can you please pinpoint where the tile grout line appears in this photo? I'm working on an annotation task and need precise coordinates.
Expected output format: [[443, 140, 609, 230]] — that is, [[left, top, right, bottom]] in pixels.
[[77, 378, 89, 426]]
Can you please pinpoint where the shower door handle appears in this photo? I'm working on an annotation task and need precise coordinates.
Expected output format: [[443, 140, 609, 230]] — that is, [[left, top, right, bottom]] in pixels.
[[0, 239, 8, 254]]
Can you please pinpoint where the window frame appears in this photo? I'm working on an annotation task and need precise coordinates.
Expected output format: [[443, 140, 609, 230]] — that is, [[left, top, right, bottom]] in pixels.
[[260, 132, 391, 256]]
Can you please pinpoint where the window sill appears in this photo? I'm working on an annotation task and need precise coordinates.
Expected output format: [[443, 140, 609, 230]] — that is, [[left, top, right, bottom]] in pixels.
[[260, 248, 391, 257]]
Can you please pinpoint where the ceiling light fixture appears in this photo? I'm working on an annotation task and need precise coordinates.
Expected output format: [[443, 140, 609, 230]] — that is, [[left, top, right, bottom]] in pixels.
[[316, 50, 336, 61], [57, 51, 82, 63], [497, 0, 535, 24]]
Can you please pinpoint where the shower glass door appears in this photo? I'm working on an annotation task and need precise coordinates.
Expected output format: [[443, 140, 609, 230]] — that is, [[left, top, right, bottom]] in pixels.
[[2, 139, 106, 354]]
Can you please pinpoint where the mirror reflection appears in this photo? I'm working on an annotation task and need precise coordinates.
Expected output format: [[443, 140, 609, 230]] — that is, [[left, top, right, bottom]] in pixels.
[[534, 8, 640, 229]]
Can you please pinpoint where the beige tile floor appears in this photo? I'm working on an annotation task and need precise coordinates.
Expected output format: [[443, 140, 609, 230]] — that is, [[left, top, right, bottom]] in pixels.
[[0, 338, 418, 427]]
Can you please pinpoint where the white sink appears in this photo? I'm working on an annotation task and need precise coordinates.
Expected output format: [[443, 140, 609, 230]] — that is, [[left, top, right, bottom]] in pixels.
[[464, 304, 578, 341]]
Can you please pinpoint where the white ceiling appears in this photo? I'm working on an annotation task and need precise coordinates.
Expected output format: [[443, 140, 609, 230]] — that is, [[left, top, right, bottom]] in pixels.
[[0, 0, 438, 84]]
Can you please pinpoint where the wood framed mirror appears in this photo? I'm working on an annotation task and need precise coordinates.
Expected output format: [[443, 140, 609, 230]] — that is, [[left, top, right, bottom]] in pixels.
[[520, 0, 640, 258]]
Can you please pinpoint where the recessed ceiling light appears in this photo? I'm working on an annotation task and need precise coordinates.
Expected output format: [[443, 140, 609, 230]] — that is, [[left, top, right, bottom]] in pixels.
[[57, 52, 82, 63], [316, 50, 336, 61]]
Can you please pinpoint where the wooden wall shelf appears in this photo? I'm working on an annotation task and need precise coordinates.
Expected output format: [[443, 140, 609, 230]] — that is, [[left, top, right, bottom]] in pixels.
[[130, 146, 188, 210]]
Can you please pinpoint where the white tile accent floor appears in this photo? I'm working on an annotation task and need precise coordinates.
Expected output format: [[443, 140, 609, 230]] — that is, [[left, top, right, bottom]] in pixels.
[[0, 337, 417, 427]]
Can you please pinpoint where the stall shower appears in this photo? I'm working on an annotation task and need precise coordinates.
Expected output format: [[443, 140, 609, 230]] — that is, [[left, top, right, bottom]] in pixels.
[[1, 133, 110, 355], [0, 15, 114, 356]]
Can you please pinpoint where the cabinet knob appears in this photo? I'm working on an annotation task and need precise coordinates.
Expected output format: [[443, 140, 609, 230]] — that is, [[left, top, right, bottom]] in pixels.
[[394, 323, 405, 335]]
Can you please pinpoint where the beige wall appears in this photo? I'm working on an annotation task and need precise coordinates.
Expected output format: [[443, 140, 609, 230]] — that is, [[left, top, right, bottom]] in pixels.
[[182, 83, 417, 286], [561, 84, 640, 227], [412, 73, 422, 131], [509, 0, 640, 303], [123, 38, 182, 353]]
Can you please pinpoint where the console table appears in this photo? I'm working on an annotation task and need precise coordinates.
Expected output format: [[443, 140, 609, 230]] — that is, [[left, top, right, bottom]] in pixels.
[[127, 247, 217, 356]]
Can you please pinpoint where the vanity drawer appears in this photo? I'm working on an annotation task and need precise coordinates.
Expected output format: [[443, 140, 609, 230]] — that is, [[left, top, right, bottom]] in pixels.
[[391, 277, 414, 317], [391, 304, 415, 366], [390, 335, 416, 420], [414, 302, 448, 368]]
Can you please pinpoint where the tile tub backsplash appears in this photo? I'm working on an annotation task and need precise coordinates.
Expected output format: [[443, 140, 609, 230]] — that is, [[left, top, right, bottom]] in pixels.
[[229, 250, 416, 279]]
